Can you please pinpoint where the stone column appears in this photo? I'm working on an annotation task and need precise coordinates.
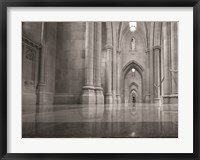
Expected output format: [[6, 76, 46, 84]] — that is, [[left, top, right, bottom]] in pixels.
[[112, 24, 117, 104], [116, 48, 121, 104], [94, 22, 104, 104], [162, 22, 171, 96], [105, 45, 113, 104], [81, 22, 95, 104], [37, 22, 46, 104], [153, 22, 162, 105], [160, 23, 164, 98], [170, 22, 178, 94], [145, 48, 151, 102], [149, 22, 155, 103], [153, 45, 162, 104]]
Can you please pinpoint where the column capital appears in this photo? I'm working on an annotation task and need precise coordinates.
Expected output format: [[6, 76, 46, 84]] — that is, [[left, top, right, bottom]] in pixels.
[[95, 86, 103, 91], [82, 85, 95, 90], [153, 45, 161, 51]]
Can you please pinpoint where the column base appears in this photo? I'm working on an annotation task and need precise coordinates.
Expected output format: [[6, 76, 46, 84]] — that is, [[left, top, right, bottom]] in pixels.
[[153, 98, 162, 105], [105, 93, 113, 104], [95, 87, 104, 104], [81, 86, 96, 104], [116, 95, 121, 104]]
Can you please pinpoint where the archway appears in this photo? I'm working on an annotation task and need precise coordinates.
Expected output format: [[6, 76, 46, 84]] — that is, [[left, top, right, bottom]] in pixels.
[[129, 89, 137, 103], [121, 60, 144, 103]]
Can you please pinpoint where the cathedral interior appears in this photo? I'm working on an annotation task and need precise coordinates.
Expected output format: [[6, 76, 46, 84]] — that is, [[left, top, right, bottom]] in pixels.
[[22, 22, 178, 138]]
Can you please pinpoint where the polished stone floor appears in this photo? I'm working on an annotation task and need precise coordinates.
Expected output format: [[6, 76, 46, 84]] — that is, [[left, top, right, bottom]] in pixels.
[[22, 103, 178, 138]]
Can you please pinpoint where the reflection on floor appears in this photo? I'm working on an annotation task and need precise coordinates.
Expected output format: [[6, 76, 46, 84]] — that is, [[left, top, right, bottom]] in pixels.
[[22, 103, 178, 138]]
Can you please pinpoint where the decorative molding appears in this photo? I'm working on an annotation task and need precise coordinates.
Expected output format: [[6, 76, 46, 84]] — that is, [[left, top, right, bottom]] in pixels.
[[24, 80, 34, 87], [25, 46, 36, 61], [122, 60, 144, 72], [22, 33, 42, 49], [129, 81, 139, 90], [162, 94, 178, 98], [153, 45, 161, 51], [82, 85, 95, 90], [22, 34, 40, 91], [94, 87, 103, 91]]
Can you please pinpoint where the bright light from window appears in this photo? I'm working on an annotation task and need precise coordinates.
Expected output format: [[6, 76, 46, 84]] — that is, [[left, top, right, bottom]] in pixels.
[[131, 68, 135, 73], [129, 22, 137, 32]]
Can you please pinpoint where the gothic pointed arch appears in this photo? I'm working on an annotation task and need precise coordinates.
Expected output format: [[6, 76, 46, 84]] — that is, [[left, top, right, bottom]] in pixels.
[[122, 60, 144, 103]]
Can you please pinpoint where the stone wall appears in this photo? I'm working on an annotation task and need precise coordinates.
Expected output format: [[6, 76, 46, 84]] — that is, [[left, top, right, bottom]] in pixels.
[[22, 22, 57, 105]]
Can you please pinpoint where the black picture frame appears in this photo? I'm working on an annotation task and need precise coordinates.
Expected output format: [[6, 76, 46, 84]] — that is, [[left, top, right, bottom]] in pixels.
[[0, 0, 199, 159]]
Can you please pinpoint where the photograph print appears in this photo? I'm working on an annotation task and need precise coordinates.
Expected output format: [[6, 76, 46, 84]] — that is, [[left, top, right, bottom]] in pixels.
[[22, 21, 178, 138]]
